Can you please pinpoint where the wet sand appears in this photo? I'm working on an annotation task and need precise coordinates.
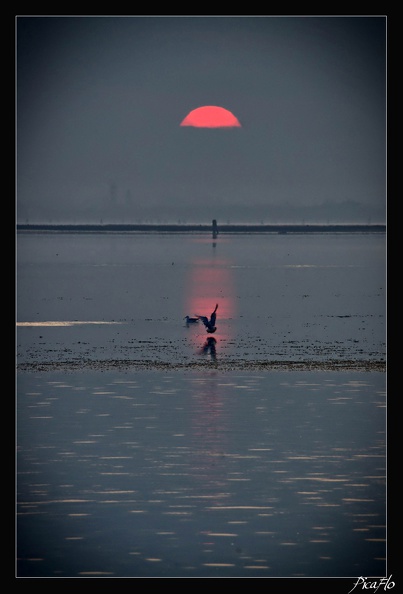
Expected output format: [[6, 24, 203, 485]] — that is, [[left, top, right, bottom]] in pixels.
[[18, 357, 385, 373]]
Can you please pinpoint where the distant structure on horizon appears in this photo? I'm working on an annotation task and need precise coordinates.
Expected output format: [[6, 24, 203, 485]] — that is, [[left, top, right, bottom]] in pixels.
[[18, 182, 386, 227]]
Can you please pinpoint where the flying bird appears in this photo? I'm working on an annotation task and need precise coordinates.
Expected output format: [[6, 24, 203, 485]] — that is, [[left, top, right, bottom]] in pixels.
[[196, 304, 218, 333]]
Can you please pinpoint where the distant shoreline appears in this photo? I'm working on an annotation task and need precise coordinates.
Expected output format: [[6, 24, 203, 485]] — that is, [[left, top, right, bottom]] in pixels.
[[16, 223, 386, 234]]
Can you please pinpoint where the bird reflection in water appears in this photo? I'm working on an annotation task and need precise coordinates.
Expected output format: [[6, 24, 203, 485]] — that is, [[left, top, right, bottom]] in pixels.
[[199, 336, 217, 361], [184, 236, 236, 361]]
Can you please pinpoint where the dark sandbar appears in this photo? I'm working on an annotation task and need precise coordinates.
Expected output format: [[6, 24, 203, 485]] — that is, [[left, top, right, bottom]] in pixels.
[[18, 358, 385, 373]]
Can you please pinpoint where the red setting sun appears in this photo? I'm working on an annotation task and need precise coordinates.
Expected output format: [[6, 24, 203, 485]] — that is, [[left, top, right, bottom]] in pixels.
[[180, 106, 241, 128]]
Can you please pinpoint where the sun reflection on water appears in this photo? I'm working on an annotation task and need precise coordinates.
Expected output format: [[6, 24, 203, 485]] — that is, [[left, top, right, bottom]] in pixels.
[[184, 239, 236, 360]]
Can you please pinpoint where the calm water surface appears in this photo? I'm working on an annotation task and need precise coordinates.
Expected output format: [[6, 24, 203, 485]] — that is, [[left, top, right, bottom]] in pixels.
[[16, 232, 386, 577], [16, 232, 386, 366]]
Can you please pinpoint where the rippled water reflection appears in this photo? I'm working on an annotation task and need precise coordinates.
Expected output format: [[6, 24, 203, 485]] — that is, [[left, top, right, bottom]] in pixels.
[[17, 370, 385, 577]]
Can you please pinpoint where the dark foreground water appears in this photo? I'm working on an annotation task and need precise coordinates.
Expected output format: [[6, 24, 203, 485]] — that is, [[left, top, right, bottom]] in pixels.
[[17, 369, 385, 578]]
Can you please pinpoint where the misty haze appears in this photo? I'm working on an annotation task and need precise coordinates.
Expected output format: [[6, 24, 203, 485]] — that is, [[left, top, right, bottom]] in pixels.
[[17, 16, 386, 225]]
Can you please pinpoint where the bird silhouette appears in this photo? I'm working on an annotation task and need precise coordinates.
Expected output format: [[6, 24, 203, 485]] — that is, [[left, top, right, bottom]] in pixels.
[[184, 315, 199, 325], [196, 304, 218, 333]]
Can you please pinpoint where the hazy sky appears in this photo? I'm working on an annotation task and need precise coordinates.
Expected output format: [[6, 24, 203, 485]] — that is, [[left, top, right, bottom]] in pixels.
[[16, 16, 386, 223]]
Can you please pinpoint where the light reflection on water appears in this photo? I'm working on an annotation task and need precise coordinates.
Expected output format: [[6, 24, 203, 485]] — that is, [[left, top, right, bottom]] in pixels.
[[17, 370, 385, 577], [17, 232, 386, 366], [184, 250, 236, 361]]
